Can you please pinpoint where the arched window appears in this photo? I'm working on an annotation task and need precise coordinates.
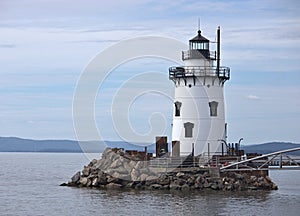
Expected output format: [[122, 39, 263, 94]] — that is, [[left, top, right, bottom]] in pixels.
[[184, 122, 194, 138], [209, 101, 218, 117], [174, 101, 182, 117]]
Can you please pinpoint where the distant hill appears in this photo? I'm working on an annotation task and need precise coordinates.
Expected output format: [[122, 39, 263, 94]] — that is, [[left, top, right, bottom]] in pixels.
[[0, 137, 155, 153], [243, 142, 300, 156], [0, 137, 299, 155]]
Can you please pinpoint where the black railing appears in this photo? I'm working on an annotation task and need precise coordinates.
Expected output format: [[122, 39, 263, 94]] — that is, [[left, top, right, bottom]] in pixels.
[[182, 50, 216, 60], [169, 66, 230, 80]]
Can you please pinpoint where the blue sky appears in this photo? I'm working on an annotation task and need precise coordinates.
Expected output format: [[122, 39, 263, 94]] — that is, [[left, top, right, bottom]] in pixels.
[[0, 0, 299, 144]]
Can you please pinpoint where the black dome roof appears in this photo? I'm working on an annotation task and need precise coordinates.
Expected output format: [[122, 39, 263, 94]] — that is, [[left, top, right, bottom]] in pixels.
[[190, 30, 209, 42]]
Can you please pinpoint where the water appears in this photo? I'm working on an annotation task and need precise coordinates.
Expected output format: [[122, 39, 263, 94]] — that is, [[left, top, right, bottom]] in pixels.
[[0, 153, 299, 216]]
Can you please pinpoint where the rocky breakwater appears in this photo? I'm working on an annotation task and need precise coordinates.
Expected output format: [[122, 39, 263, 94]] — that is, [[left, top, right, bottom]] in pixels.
[[61, 148, 278, 191]]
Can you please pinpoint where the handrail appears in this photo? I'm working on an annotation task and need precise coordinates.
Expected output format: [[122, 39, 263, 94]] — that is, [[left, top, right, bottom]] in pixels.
[[169, 66, 230, 80], [220, 147, 300, 170], [182, 50, 216, 60]]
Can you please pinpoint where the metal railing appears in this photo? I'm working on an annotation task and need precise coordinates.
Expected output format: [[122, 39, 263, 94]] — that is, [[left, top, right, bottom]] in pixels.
[[149, 156, 196, 168], [169, 66, 230, 80], [182, 50, 216, 60]]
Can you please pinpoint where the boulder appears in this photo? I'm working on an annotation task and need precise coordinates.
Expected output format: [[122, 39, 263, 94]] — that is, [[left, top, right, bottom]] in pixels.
[[210, 183, 219, 190], [79, 177, 88, 186], [203, 180, 211, 188], [71, 171, 81, 183], [176, 172, 185, 178], [91, 159, 98, 165], [110, 158, 123, 169], [134, 161, 144, 170], [92, 178, 99, 186], [123, 161, 133, 173], [271, 184, 278, 190], [97, 173, 107, 185], [181, 184, 190, 190], [130, 168, 140, 182], [82, 166, 91, 177], [169, 183, 180, 190], [150, 184, 162, 190], [114, 166, 129, 175], [140, 173, 149, 182], [145, 175, 158, 183], [111, 172, 131, 181], [250, 175, 257, 183], [106, 183, 123, 189]]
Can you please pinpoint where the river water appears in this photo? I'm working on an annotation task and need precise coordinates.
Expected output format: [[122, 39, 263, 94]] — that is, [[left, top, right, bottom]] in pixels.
[[0, 153, 299, 216]]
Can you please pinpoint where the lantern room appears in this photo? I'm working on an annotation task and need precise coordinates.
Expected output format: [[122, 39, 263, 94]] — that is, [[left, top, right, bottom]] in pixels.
[[182, 30, 214, 61], [189, 30, 209, 50]]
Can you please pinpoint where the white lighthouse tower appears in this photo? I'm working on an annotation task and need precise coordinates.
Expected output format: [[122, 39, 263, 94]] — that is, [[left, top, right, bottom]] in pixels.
[[169, 27, 230, 157]]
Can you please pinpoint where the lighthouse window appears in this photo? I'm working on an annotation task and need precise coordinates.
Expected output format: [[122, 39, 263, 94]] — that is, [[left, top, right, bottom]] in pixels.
[[209, 101, 218, 117], [184, 122, 194, 138], [174, 101, 182, 117]]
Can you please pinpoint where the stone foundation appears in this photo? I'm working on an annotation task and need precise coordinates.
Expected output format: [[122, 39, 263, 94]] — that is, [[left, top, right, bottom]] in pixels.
[[61, 148, 278, 191]]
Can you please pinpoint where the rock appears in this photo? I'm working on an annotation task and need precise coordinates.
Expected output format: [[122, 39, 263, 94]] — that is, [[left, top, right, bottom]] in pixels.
[[102, 148, 112, 157], [173, 179, 184, 186], [123, 161, 133, 173], [176, 172, 185, 177], [134, 161, 144, 170], [131, 168, 140, 182], [82, 166, 91, 177], [115, 166, 129, 175], [272, 184, 278, 190], [203, 180, 211, 188], [233, 180, 241, 190], [60, 183, 68, 186], [110, 158, 123, 169], [248, 186, 257, 190], [265, 176, 272, 183], [107, 175, 118, 184], [163, 185, 170, 190], [159, 178, 170, 186], [225, 185, 233, 191], [169, 183, 180, 190], [257, 177, 264, 182], [187, 177, 195, 186], [150, 184, 162, 190], [145, 175, 158, 183], [79, 177, 88, 186], [71, 171, 81, 183], [111, 172, 130, 181], [86, 179, 92, 187], [91, 159, 98, 165], [210, 183, 219, 190], [98, 176, 107, 185], [181, 184, 190, 190], [106, 183, 123, 189], [250, 175, 257, 182], [140, 173, 149, 182], [92, 178, 99, 186], [126, 182, 135, 188]]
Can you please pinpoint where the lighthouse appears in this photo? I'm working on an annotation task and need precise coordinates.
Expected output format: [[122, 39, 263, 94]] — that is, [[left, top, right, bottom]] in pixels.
[[169, 27, 230, 157]]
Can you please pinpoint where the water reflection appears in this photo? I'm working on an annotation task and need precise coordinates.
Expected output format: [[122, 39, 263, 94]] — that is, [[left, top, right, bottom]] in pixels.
[[75, 187, 274, 215]]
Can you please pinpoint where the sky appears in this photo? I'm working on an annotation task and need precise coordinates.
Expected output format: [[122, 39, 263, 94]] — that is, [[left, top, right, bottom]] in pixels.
[[0, 0, 300, 144]]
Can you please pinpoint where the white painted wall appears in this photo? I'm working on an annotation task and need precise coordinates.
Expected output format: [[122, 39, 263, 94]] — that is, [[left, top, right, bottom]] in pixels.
[[171, 62, 227, 156]]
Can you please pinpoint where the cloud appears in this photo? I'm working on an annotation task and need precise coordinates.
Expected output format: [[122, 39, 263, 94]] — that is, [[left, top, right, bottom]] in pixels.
[[246, 94, 260, 100], [0, 43, 15, 48]]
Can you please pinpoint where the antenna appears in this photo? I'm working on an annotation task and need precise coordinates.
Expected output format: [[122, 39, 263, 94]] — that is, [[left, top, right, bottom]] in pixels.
[[198, 18, 200, 30]]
